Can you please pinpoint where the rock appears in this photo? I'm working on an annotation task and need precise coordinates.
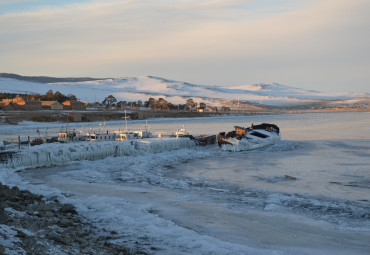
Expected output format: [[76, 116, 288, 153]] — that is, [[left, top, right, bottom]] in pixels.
[[22, 218, 40, 232], [58, 219, 73, 228], [0, 183, 134, 254], [6, 201, 25, 211], [0, 207, 9, 224], [47, 232, 66, 244], [15, 229, 27, 238], [8, 195, 21, 202], [59, 204, 78, 215]]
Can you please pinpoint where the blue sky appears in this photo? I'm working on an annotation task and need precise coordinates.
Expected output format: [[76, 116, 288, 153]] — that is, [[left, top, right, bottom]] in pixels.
[[0, 0, 369, 93], [0, 0, 92, 14]]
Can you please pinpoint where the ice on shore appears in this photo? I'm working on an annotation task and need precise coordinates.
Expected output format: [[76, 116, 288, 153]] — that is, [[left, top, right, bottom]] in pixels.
[[3, 138, 195, 169]]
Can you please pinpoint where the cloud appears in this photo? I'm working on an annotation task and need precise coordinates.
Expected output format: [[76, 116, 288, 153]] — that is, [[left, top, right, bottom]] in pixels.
[[0, 0, 369, 92]]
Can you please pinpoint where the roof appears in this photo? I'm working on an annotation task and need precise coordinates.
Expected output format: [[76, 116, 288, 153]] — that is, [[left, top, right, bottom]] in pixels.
[[63, 101, 85, 106], [41, 101, 60, 106]]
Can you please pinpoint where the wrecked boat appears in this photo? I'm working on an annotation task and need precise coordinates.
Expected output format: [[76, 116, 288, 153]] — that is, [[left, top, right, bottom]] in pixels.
[[217, 123, 280, 151], [176, 134, 217, 146]]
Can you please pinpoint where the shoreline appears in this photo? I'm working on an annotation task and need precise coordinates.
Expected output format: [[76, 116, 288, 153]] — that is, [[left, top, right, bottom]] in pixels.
[[1, 107, 369, 125], [0, 182, 136, 254]]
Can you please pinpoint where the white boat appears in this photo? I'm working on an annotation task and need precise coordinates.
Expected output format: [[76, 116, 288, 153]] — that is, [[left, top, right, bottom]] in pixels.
[[175, 125, 189, 137], [115, 131, 139, 141], [58, 128, 85, 143], [116, 120, 152, 141], [217, 123, 280, 151], [86, 131, 118, 142], [135, 121, 152, 138]]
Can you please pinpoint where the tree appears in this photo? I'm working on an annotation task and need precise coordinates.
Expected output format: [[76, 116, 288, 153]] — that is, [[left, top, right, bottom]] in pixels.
[[148, 97, 156, 109], [45, 90, 54, 99], [102, 95, 117, 108], [40, 90, 54, 101], [33, 93, 41, 100], [156, 98, 168, 110], [67, 94, 77, 101], [186, 98, 197, 111], [199, 102, 207, 109], [54, 91, 67, 103], [117, 101, 126, 109], [167, 102, 176, 110]]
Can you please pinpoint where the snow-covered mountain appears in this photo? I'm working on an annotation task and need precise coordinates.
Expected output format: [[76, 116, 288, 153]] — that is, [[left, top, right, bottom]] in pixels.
[[0, 73, 369, 106]]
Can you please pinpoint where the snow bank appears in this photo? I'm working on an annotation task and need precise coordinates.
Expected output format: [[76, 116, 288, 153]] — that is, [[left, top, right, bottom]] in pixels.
[[3, 138, 195, 169]]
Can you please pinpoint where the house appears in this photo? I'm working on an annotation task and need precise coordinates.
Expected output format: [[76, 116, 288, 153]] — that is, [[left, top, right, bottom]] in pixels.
[[41, 101, 63, 110], [220, 106, 230, 112], [204, 106, 217, 112], [197, 106, 217, 112], [62, 101, 86, 111], [0, 102, 15, 111], [1, 96, 42, 111], [15, 100, 42, 111]]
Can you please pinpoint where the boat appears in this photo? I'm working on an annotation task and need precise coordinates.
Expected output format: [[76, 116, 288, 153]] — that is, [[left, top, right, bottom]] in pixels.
[[57, 129, 85, 143], [135, 121, 152, 138], [175, 125, 189, 137], [116, 120, 152, 141], [86, 130, 118, 142], [217, 123, 280, 151], [115, 131, 139, 141], [193, 135, 217, 146]]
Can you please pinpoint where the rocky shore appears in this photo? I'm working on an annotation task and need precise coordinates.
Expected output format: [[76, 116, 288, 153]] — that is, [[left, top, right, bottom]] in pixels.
[[0, 183, 141, 255]]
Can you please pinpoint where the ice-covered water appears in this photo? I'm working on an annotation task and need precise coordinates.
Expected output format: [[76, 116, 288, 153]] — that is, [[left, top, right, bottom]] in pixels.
[[1, 112, 370, 254]]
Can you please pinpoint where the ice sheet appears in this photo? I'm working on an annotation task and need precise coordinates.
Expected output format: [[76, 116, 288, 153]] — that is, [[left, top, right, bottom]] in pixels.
[[1, 112, 370, 254]]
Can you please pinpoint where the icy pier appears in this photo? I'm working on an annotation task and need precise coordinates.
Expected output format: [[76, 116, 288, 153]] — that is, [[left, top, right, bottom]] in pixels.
[[3, 138, 195, 169]]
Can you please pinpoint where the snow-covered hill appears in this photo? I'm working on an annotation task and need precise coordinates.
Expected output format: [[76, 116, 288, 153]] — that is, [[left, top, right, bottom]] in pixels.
[[0, 73, 369, 106]]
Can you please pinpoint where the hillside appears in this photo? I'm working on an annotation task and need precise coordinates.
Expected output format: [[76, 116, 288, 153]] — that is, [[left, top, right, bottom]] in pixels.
[[0, 73, 369, 107]]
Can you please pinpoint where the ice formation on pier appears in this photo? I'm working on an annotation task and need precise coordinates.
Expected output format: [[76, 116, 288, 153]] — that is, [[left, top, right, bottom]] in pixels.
[[4, 138, 195, 169]]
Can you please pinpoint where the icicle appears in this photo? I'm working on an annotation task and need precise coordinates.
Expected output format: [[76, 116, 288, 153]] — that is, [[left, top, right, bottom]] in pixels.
[[3, 138, 196, 169]]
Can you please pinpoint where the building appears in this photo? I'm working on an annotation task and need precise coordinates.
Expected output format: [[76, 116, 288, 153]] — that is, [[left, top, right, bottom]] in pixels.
[[220, 106, 230, 112], [41, 101, 63, 110], [15, 100, 42, 111], [0, 102, 15, 111], [62, 101, 86, 111], [204, 106, 218, 112], [1, 96, 42, 111]]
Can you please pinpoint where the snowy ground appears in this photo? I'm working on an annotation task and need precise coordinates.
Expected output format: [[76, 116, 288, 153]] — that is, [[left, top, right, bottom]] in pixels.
[[1, 112, 370, 254]]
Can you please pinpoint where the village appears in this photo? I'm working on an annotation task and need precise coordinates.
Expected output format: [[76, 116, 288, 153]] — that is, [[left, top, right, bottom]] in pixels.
[[1, 90, 369, 125], [0, 90, 227, 112]]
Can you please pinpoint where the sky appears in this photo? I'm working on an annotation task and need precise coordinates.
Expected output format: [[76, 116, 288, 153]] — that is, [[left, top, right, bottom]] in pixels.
[[0, 0, 369, 93]]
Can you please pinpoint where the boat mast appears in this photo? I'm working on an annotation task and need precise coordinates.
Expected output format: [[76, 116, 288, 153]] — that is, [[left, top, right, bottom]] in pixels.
[[123, 110, 128, 132]]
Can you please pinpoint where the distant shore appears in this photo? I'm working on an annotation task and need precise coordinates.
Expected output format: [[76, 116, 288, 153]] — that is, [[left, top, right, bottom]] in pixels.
[[1, 107, 369, 125]]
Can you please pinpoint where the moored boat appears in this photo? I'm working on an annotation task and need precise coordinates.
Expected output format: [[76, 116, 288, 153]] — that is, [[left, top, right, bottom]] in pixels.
[[217, 123, 280, 151], [58, 129, 85, 143], [86, 130, 118, 141], [175, 125, 189, 137]]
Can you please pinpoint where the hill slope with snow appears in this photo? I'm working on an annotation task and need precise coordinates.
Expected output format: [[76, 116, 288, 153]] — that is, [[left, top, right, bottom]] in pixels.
[[0, 73, 369, 106]]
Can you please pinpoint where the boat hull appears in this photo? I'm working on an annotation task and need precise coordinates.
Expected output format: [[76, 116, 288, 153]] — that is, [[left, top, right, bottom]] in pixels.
[[218, 123, 280, 151]]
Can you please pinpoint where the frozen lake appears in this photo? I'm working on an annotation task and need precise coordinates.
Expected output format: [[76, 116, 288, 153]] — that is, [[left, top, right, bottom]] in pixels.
[[1, 112, 370, 254]]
